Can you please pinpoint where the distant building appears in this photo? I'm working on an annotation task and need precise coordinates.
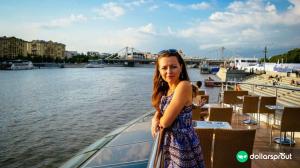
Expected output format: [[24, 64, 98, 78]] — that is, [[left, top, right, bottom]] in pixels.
[[127, 52, 145, 60], [144, 52, 155, 59], [65, 51, 79, 58], [0, 36, 28, 60], [0, 36, 66, 60], [28, 40, 65, 59]]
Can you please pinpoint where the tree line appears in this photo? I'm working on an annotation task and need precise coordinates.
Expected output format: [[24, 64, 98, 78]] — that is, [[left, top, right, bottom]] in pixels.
[[259, 48, 300, 63], [0, 54, 109, 63]]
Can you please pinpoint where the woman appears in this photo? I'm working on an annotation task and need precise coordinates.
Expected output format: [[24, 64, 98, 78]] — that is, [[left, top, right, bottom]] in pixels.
[[151, 49, 205, 168]]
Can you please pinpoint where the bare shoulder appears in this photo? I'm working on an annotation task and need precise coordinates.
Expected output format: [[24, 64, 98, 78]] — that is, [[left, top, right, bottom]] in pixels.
[[174, 81, 192, 106], [176, 81, 192, 92]]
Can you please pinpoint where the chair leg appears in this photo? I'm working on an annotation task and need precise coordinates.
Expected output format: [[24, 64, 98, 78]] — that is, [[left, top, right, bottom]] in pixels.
[[267, 113, 269, 127], [270, 126, 272, 145], [279, 131, 282, 149], [290, 132, 292, 147], [257, 113, 260, 128]]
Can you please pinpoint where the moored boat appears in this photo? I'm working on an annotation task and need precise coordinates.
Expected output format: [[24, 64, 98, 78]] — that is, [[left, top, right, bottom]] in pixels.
[[85, 60, 104, 68], [200, 64, 210, 74], [1, 60, 34, 70], [204, 77, 222, 87]]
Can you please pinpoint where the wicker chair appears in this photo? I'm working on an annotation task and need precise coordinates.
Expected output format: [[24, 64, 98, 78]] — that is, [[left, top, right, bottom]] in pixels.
[[223, 91, 248, 106], [198, 90, 206, 96], [241, 96, 259, 125], [213, 129, 256, 168], [208, 107, 233, 124], [223, 91, 248, 113], [200, 95, 209, 104], [259, 96, 276, 126], [192, 106, 208, 121], [195, 128, 214, 168], [270, 107, 300, 146]]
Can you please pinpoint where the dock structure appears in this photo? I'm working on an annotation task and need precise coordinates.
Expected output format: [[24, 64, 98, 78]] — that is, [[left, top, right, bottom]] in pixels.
[[240, 73, 300, 106]]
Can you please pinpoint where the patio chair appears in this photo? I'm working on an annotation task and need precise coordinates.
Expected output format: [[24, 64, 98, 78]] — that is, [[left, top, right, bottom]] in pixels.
[[213, 129, 256, 168], [200, 95, 209, 104], [270, 107, 300, 146], [259, 96, 276, 126], [198, 90, 205, 95], [208, 107, 233, 124], [195, 128, 214, 168], [223, 90, 248, 113], [241, 96, 259, 125], [192, 106, 208, 121]]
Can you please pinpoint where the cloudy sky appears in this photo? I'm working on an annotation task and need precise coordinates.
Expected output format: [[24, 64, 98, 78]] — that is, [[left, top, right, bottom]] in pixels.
[[1, 0, 300, 58]]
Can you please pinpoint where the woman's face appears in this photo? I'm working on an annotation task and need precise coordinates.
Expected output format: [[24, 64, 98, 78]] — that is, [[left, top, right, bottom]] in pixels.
[[158, 56, 182, 84]]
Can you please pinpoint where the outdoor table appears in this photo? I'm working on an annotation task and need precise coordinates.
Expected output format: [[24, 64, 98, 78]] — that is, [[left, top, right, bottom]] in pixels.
[[193, 121, 232, 129]]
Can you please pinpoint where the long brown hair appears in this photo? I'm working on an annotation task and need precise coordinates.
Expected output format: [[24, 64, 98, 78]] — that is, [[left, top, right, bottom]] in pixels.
[[151, 49, 190, 111]]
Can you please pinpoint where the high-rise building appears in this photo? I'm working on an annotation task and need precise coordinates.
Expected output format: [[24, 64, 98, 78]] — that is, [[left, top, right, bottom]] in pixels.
[[0, 36, 28, 60], [1, 36, 66, 60], [28, 40, 65, 59]]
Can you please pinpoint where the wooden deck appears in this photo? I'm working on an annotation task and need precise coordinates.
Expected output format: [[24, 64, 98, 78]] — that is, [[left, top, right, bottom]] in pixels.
[[231, 113, 300, 168]]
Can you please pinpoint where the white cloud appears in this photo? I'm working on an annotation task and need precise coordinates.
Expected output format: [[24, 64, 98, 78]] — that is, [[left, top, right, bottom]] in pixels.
[[94, 2, 125, 20], [174, 0, 300, 54], [167, 2, 211, 10], [136, 23, 156, 34], [80, 23, 157, 53], [124, 0, 147, 7], [149, 5, 159, 11], [167, 26, 175, 35], [167, 3, 184, 10], [36, 14, 87, 29], [190, 2, 210, 10], [265, 2, 276, 13]]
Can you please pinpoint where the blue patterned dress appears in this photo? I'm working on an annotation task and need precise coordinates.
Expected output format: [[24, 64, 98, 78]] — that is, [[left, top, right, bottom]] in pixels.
[[160, 93, 205, 168]]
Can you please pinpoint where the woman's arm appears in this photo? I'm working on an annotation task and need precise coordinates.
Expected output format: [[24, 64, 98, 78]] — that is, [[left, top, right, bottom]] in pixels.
[[151, 111, 162, 137], [159, 81, 192, 128]]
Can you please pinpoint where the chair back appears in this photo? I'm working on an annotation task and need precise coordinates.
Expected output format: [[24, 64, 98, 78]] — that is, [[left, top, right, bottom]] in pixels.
[[192, 106, 202, 120], [209, 107, 233, 124], [242, 96, 259, 114], [223, 91, 236, 105], [259, 96, 276, 114], [198, 90, 205, 95], [235, 91, 249, 104], [195, 128, 214, 168], [213, 129, 256, 168], [223, 91, 248, 105], [281, 107, 300, 132], [200, 95, 209, 104]]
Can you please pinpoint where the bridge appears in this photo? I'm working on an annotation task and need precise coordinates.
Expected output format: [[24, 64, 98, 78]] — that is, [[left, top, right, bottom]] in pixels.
[[103, 46, 220, 67]]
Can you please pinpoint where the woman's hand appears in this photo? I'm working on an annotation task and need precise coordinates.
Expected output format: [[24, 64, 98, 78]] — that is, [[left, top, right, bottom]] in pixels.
[[151, 118, 159, 138]]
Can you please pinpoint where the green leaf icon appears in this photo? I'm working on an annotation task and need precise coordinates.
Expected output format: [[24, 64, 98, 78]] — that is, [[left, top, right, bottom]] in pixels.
[[236, 151, 248, 163]]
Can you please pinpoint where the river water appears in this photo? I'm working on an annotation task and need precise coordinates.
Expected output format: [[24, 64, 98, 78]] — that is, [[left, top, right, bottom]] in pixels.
[[0, 67, 220, 168]]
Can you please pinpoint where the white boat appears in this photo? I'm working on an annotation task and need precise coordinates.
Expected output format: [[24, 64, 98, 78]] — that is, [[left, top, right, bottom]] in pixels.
[[3, 60, 34, 70], [85, 60, 104, 68], [234, 57, 264, 72]]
